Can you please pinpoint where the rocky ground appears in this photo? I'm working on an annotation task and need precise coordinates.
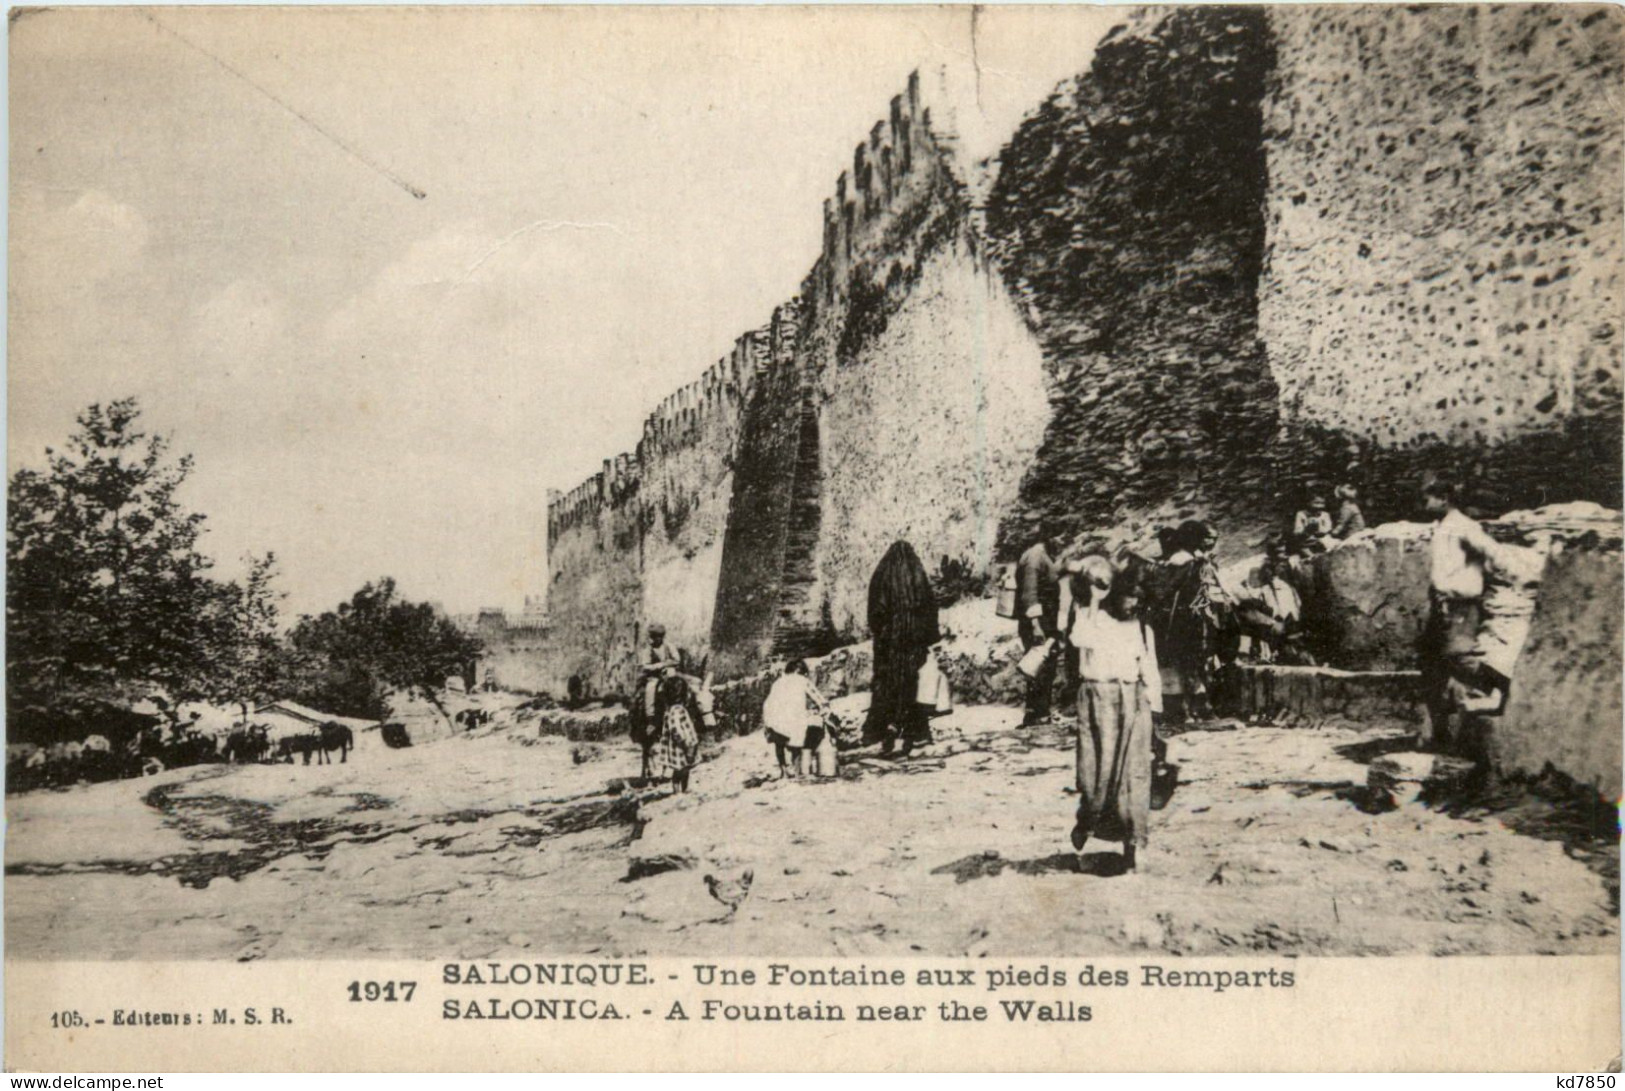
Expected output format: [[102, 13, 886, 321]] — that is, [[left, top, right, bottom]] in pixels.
[[5, 700, 1617, 960]]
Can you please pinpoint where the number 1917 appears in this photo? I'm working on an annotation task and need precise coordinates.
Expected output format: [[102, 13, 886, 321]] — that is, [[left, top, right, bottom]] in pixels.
[[347, 981, 415, 1002]]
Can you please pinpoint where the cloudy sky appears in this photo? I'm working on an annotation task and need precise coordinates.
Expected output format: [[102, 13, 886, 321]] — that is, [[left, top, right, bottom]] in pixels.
[[9, 5, 1114, 620]]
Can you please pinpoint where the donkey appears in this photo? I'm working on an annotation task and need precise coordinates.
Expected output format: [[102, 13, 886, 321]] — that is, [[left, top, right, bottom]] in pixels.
[[314, 722, 354, 764]]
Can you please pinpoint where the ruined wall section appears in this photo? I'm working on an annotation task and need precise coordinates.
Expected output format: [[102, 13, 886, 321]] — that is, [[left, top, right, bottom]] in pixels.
[[985, 8, 1283, 557], [1493, 542, 1623, 801], [1260, 6, 1625, 519]]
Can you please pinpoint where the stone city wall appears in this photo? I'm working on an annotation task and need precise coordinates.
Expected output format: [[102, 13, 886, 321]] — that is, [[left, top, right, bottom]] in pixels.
[[543, 458, 643, 698], [637, 329, 770, 672], [529, 5, 1623, 761], [1260, 5, 1625, 520], [985, 7, 1284, 559], [799, 72, 1051, 643]]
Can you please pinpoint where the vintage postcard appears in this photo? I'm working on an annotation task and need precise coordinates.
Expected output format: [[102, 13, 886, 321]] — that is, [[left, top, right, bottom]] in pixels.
[[5, 3, 1621, 1073]]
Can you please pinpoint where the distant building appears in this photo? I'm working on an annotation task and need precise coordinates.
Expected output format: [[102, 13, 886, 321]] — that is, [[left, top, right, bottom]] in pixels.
[[475, 608, 508, 640], [461, 600, 553, 694], [514, 595, 550, 629]]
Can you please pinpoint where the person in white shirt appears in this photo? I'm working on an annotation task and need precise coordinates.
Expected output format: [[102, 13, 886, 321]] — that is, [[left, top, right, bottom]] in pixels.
[[1069, 565, 1162, 874], [1419, 477, 1505, 749], [1056, 552, 1115, 716], [762, 659, 831, 778]]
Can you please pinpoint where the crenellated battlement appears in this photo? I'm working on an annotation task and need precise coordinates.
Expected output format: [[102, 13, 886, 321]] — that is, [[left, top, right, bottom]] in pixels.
[[808, 69, 957, 309], [634, 328, 775, 464], [547, 450, 643, 539], [550, 68, 950, 549], [548, 475, 602, 537], [550, 319, 792, 543], [549, 69, 962, 569]]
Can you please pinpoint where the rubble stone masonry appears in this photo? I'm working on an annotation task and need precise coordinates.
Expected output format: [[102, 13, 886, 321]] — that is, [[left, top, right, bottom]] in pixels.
[[986, 7, 1282, 553], [529, 7, 1622, 714], [1260, 5, 1624, 518]]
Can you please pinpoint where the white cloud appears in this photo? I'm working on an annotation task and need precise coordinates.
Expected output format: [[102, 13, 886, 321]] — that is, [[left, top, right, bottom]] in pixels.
[[11, 188, 149, 296]]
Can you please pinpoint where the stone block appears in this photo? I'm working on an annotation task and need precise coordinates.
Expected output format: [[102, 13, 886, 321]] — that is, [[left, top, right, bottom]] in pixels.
[[1302, 523, 1432, 670], [1367, 752, 1477, 806], [940, 637, 1026, 707], [1491, 543, 1623, 800], [1234, 663, 1422, 725], [810, 643, 873, 700]]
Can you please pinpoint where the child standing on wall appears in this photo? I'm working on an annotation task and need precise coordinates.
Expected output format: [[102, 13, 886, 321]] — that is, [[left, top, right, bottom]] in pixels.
[[762, 659, 831, 779]]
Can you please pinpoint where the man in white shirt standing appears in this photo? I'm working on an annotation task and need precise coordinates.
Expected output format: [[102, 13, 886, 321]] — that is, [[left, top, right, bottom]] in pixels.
[[1419, 477, 1502, 751]]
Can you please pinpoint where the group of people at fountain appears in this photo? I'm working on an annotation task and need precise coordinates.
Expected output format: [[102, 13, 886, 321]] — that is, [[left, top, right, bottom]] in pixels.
[[1008, 520, 1238, 874], [632, 475, 1508, 874], [1004, 476, 1512, 872]]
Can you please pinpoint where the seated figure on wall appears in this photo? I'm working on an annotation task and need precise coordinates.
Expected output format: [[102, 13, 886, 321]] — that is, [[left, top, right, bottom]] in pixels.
[[1330, 483, 1367, 539], [1234, 536, 1315, 667], [1287, 493, 1335, 556]]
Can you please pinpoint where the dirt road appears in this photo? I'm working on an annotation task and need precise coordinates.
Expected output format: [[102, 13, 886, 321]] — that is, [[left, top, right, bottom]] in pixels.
[[6, 706, 1616, 960]]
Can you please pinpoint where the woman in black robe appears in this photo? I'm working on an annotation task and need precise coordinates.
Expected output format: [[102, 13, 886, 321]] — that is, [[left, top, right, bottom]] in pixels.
[[864, 540, 940, 757]]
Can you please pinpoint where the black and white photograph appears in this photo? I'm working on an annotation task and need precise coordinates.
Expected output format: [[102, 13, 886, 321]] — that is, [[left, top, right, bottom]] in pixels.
[[4, 2, 1621, 1071]]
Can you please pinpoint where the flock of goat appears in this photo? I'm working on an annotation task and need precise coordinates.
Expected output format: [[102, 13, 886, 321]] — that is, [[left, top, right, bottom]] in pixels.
[[4, 701, 518, 793], [6, 719, 357, 793]]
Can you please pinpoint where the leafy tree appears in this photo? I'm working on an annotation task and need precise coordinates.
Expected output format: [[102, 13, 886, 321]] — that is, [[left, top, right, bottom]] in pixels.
[[6, 399, 294, 741], [9, 400, 480, 738], [286, 578, 481, 720], [9, 401, 207, 725], [194, 553, 290, 718]]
